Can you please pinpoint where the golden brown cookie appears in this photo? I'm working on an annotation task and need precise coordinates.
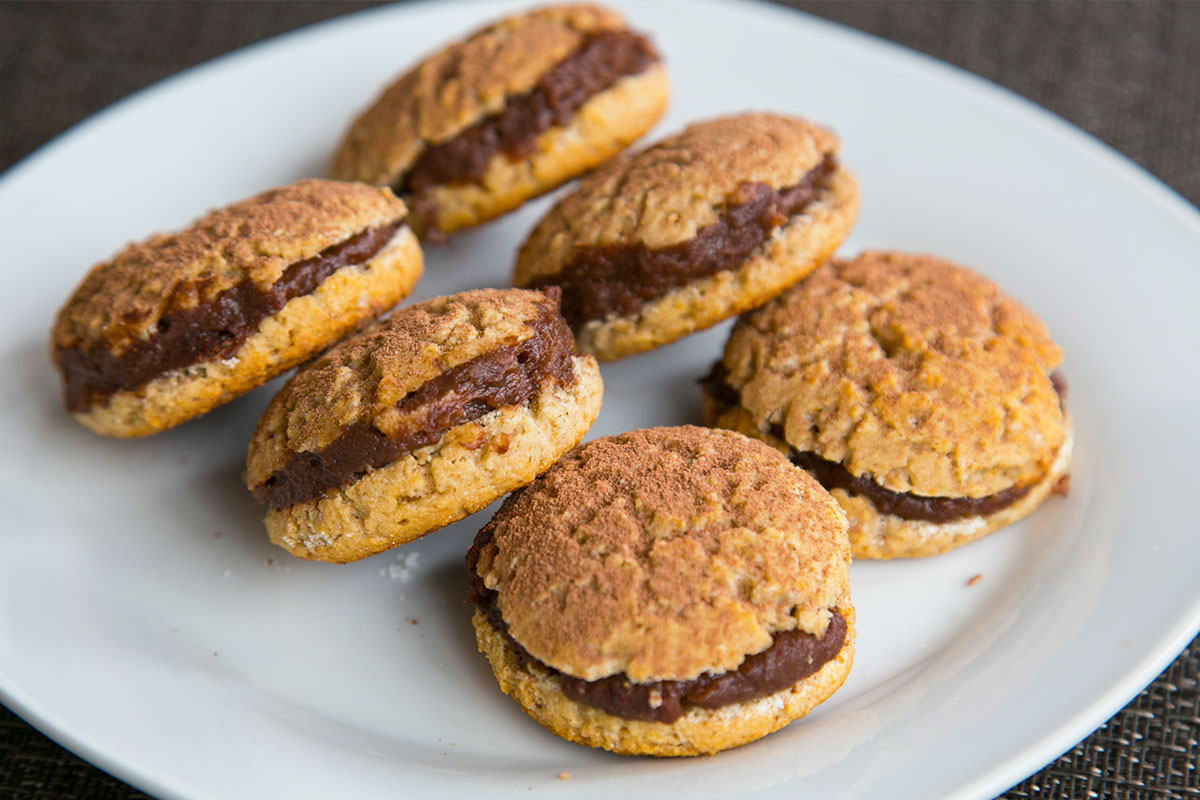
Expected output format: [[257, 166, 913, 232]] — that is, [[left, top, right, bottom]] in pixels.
[[513, 112, 859, 360], [51, 179, 422, 437], [331, 4, 668, 238], [246, 288, 602, 563], [703, 251, 1073, 558], [467, 426, 854, 756]]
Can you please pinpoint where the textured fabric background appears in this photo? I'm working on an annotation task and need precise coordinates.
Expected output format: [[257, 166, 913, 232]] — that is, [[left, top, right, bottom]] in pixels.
[[1, 2, 1197, 798]]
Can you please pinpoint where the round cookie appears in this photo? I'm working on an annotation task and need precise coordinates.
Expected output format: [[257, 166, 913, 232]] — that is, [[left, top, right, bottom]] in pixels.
[[51, 179, 423, 437], [466, 426, 854, 756], [246, 288, 602, 563], [331, 4, 669, 238], [703, 251, 1073, 559], [513, 112, 860, 360]]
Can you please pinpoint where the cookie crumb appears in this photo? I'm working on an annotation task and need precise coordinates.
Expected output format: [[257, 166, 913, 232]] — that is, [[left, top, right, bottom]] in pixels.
[[265, 557, 275, 566], [558, 772, 572, 780], [408, 618, 420, 626], [966, 574, 983, 587], [1052, 474, 1071, 497], [381, 551, 421, 580]]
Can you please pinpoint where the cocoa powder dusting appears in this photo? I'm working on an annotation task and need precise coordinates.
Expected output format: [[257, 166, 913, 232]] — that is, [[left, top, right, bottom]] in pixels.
[[253, 297, 576, 509], [466, 427, 850, 684]]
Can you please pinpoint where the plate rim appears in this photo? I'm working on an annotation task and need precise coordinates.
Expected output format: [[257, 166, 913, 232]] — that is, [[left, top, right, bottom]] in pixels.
[[2, 2, 1198, 799]]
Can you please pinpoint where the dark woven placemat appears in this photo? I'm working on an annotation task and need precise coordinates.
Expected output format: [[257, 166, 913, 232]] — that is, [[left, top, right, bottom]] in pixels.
[[1, 3, 1197, 798]]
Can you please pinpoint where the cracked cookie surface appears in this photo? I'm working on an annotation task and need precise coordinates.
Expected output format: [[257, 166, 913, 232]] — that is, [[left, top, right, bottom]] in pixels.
[[470, 425, 850, 683], [52, 179, 421, 437], [513, 112, 859, 359], [468, 425, 854, 754], [331, 4, 667, 236], [54, 180, 408, 356], [247, 288, 602, 562], [705, 251, 1072, 557]]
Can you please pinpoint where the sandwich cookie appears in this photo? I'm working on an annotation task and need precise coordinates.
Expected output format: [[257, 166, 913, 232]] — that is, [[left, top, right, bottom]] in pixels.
[[703, 251, 1073, 559], [246, 288, 602, 563], [513, 112, 859, 360], [331, 4, 668, 238], [467, 426, 854, 756], [51, 179, 422, 437]]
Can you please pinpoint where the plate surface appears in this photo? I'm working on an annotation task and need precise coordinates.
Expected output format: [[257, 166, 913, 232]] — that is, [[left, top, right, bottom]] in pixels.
[[2, 1, 1198, 798]]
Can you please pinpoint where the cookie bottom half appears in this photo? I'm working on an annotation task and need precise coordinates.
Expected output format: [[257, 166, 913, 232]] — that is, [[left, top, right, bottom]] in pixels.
[[471, 604, 856, 757], [265, 356, 602, 563], [422, 65, 669, 236], [72, 227, 424, 438], [573, 168, 859, 361]]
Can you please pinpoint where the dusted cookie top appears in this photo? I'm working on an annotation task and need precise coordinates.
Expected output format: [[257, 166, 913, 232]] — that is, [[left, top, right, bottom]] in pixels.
[[246, 288, 568, 483], [514, 112, 839, 283], [470, 426, 849, 683], [52, 179, 406, 356], [721, 251, 1066, 498], [331, 4, 629, 187]]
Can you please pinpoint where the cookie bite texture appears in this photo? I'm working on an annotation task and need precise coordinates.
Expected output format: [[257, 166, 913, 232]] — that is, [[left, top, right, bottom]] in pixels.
[[331, 4, 668, 237], [703, 251, 1073, 558], [467, 426, 854, 756], [514, 112, 859, 360], [246, 288, 602, 563], [51, 179, 422, 437]]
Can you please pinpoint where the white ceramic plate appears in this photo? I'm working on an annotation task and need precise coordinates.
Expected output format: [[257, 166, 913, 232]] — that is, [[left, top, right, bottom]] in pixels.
[[2, 2, 1198, 798]]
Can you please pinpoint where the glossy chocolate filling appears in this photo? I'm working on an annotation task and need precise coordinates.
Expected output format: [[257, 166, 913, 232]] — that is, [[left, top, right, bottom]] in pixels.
[[531, 156, 837, 328], [702, 363, 1068, 524], [57, 221, 404, 412], [466, 529, 846, 724], [399, 30, 659, 215], [252, 297, 578, 509]]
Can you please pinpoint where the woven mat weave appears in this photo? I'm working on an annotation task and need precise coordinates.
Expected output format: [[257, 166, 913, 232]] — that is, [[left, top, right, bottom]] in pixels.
[[1, 2, 1196, 798]]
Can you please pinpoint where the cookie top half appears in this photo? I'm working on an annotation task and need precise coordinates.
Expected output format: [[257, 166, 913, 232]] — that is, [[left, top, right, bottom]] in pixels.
[[469, 425, 849, 683], [331, 4, 650, 188], [517, 112, 838, 265], [53, 179, 405, 358], [718, 251, 1067, 499], [246, 288, 575, 486]]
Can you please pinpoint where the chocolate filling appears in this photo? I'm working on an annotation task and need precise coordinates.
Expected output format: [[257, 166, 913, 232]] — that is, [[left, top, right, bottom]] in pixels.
[[532, 156, 837, 328], [252, 295, 578, 509], [466, 529, 846, 724], [57, 221, 404, 412], [701, 363, 1069, 524], [399, 30, 659, 213], [785, 448, 1031, 523]]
